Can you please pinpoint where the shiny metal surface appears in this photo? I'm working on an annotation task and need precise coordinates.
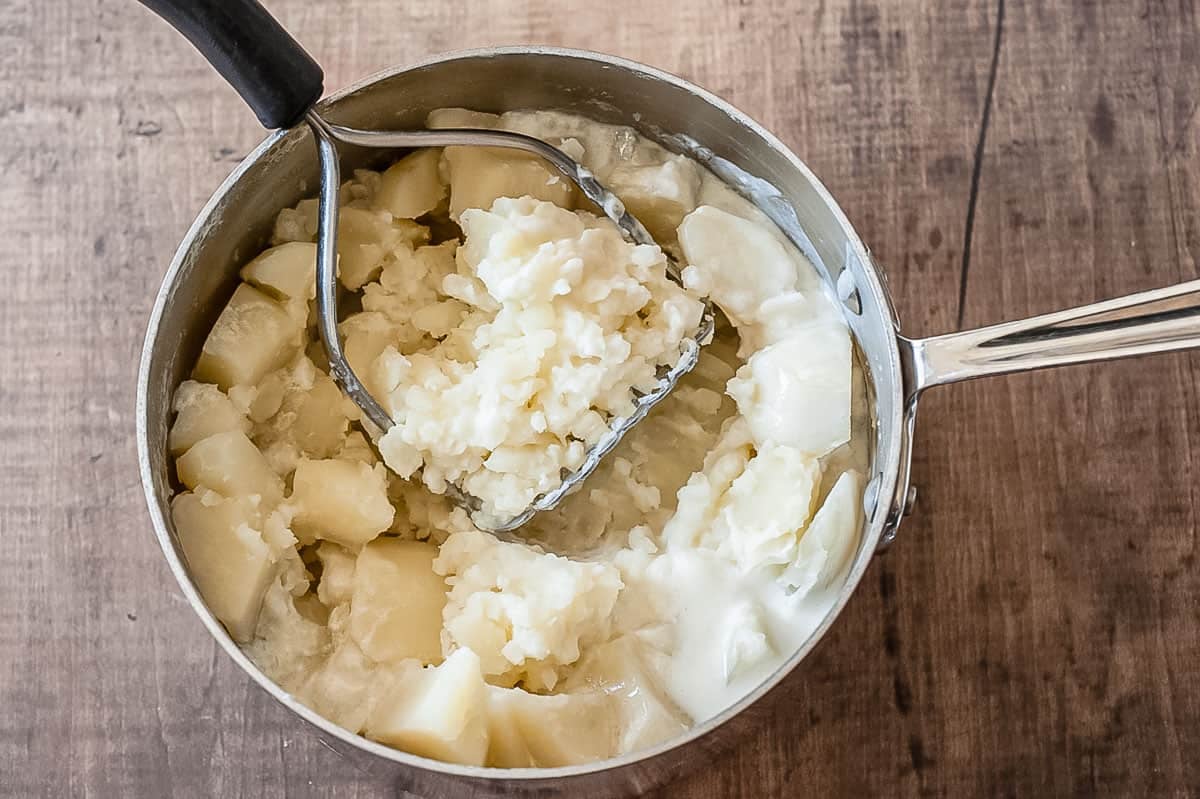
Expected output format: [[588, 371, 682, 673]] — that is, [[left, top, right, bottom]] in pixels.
[[136, 47, 905, 798], [304, 110, 716, 533], [903, 279, 1200, 393]]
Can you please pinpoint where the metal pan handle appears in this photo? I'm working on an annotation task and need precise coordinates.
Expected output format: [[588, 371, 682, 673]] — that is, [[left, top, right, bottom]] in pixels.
[[878, 279, 1200, 550], [901, 279, 1200, 397]]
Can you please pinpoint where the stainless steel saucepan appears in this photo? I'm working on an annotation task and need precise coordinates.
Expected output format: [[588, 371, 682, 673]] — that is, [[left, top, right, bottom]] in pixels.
[[136, 45, 1200, 799]]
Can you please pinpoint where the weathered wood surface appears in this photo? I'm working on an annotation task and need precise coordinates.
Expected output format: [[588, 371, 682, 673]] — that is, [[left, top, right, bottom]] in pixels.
[[2, 0, 1198, 795]]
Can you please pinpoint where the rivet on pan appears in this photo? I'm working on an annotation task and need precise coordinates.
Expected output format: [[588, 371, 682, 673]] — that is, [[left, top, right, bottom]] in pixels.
[[837, 268, 862, 315], [903, 485, 918, 515]]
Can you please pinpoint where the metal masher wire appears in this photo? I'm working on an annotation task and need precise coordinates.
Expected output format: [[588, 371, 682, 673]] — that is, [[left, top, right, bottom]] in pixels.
[[306, 110, 715, 533]]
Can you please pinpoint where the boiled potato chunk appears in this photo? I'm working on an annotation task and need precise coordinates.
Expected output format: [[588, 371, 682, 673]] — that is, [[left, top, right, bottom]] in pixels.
[[194, 283, 302, 390], [367, 648, 490, 766], [677, 205, 798, 328], [443, 146, 575, 220], [172, 490, 274, 642], [726, 326, 852, 456], [340, 312, 400, 400], [315, 542, 357, 608], [349, 539, 446, 665], [567, 636, 690, 754], [175, 430, 283, 507], [168, 380, 250, 457], [255, 368, 351, 462], [239, 241, 319, 301], [376, 149, 447, 219], [337, 208, 428, 290], [608, 155, 701, 243], [290, 458, 394, 547], [486, 687, 616, 768], [782, 470, 863, 597]]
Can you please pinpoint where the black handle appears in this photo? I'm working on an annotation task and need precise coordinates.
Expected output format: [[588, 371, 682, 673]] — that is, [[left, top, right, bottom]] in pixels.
[[139, 0, 324, 129]]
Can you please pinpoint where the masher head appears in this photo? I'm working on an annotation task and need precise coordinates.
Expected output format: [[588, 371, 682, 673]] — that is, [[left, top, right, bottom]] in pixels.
[[305, 110, 715, 534]]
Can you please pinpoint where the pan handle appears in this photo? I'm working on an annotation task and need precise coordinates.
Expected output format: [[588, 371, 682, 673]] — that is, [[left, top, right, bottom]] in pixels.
[[900, 279, 1200, 397], [138, 0, 323, 129]]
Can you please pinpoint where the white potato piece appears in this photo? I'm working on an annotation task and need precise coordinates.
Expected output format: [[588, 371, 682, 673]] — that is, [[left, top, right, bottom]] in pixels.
[[172, 490, 275, 642], [486, 687, 616, 768], [608, 155, 702, 243], [367, 648, 490, 766], [340, 311, 401, 400], [376, 149, 447, 219], [239, 241, 319, 301], [718, 443, 822, 571], [254, 367, 351, 465], [315, 542, 357, 608], [337, 207, 428, 290], [300, 636, 381, 734], [434, 530, 623, 691], [726, 325, 852, 456], [781, 470, 863, 597], [721, 600, 774, 682], [443, 146, 575, 220], [168, 380, 250, 457], [175, 430, 283, 507], [677, 205, 799, 328], [194, 283, 302, 390], [566, 636, 690, 754], [290, 458, 394, 548], [349, 539, 446, 665]]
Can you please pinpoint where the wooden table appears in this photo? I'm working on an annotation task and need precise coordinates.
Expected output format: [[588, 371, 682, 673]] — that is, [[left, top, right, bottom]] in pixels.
[[3, 0, 1198, 795]]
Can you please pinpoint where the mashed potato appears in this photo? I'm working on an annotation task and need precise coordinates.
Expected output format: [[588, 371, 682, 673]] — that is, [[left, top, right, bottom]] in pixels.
[[168, 108, 866, 768]]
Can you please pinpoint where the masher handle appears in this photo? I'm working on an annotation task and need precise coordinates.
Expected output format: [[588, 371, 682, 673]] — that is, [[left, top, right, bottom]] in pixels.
[[138, 0, 324, 129]]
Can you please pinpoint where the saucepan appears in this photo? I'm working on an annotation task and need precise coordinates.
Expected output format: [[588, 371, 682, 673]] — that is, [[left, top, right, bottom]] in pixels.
[[135, 42, 1200, 799]]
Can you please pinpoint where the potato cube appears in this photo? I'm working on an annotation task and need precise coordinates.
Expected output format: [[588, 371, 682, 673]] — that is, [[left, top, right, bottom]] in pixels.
[[376, 149, 447, 220], [366, 648, 490, 766], [194, 283, 302, 390], [348, 539, 446, 665], [240, 241, 319, 301], [175, 430, 283, 507], [677, 206, 799, 328], [443, 146, 575, 220], [486, 687, 615, 768], [270, 370, 351, 460], [290, 458, 394, 547], [337, 208, 429, 290], [172, 490, 274, 642], [340, 312, 399, 393], [782, 470, 863, 596], [168, 380, 250, 457], [608, 155, 701, 243], [726, 327, 852, 456], [315, 541, 357, 608], [567, 636, 690, 753]]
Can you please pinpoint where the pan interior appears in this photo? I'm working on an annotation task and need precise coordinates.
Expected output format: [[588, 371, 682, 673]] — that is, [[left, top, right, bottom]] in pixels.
[[137, 47, 905, 786]]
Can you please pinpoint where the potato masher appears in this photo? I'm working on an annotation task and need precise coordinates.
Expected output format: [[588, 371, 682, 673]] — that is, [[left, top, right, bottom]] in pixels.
[[141, 0, 716, 534]]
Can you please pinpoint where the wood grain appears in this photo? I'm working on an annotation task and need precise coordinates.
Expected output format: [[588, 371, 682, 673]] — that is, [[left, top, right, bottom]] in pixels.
[[2, 0, 1198, 795]]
